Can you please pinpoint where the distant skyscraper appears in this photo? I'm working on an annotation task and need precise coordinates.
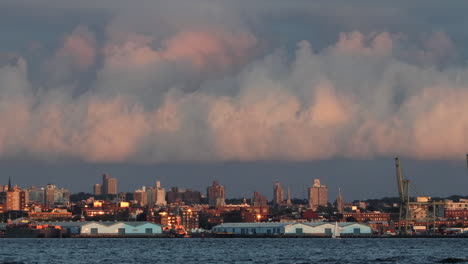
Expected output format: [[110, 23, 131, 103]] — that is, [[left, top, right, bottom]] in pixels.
[[44, 184, 70, 206], [101, 174, 117, 195], [102, 174, 109, 194], [141, 182, 166, 207], [308, 179, 328, 210], [336, 188, 344, 213], [273, 181, 284, 206], [207, 181, 226, 206], [94, 184, 102, 195], [153, 181, 166, 206], [107, 178, 118, 195]]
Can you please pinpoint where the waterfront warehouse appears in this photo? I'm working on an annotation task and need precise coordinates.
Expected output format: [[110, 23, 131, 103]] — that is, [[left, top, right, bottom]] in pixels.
[[212, 222, 371, 236], [80, 221, 163, 236]]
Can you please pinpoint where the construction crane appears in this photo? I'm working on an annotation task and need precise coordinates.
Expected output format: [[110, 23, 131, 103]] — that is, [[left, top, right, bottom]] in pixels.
[[394, 157, 444, 235]]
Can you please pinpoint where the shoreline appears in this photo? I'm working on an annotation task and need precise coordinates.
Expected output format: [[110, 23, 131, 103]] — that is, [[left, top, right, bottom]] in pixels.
[[3, 234, 468, 239]]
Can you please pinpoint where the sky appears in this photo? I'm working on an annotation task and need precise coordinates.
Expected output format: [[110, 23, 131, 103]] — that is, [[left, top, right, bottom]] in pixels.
[[1, 0, 468, 200]]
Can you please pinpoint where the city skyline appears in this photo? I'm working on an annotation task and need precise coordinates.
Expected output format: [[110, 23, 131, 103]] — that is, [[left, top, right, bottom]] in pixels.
[[2, 156, 468, 201], [4, 2, 468, 262], [1, 1, 468, 202]]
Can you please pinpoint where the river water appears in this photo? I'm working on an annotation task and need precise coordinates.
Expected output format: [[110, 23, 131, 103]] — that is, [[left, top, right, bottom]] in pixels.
[[1, 238, 467, 263]]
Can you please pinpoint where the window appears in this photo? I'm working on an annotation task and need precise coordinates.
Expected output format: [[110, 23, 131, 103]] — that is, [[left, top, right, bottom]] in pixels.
[[267, 229, 271, 234], [353, 228, 361, 234], [145, 228, 153, 234], [325, 228, 332, 235], [118, 228, 125, 235], [295, 228, 303, 234], [90, 228, 98, 234]]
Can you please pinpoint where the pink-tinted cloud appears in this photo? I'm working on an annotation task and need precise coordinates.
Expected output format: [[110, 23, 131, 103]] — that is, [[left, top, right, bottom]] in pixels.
[[1, 31, 468, 163], [102, 29, 256, 72], [163, 29, 257, 71], [333, 31, 393, 56], [57, 25, 97, 70]]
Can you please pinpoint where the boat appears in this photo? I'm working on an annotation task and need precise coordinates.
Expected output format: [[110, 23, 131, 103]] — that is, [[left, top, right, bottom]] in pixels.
[[332, 222, 341, 239]]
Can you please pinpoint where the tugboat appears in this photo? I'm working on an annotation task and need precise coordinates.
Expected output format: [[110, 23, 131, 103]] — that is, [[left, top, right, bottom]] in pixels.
[[164, 217, 189, 238]]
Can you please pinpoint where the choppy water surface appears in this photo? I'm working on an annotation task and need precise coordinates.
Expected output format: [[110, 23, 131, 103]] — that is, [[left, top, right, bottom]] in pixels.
[[1, 238, 468, 264]]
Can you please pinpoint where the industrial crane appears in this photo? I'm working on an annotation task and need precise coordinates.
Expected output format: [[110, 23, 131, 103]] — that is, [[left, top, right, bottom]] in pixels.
[[395, 157, 410, 234], [394, 157, 444, 235]]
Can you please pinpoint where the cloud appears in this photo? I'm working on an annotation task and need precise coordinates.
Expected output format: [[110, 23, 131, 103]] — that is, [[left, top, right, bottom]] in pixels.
[[57, 25, 97, 70], [0, 1, 468, 163]]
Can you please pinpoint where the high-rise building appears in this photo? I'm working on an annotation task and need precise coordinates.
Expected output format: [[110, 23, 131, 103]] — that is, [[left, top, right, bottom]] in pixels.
[[153, 181, 166, 206], [273, 181, 284, 205], [181, 208, 199, 230], [134, 186, 148, 206], [167, 187, 201, 205], [44, 184, 70, 206], [102, 174, 109, 194], [101, 174, 118, 195], [336, 188, 344, 213], [6, 186, 28, 211], [207, 181, 225, 206], [183, 189, 202, 205], [252, 191, 268, 206], [308, 179, 328, 210], [94, 184, 102, 196], [28, 186, 45, 204], [167, 187, 185, 204], [107, 178, 117, 195]]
